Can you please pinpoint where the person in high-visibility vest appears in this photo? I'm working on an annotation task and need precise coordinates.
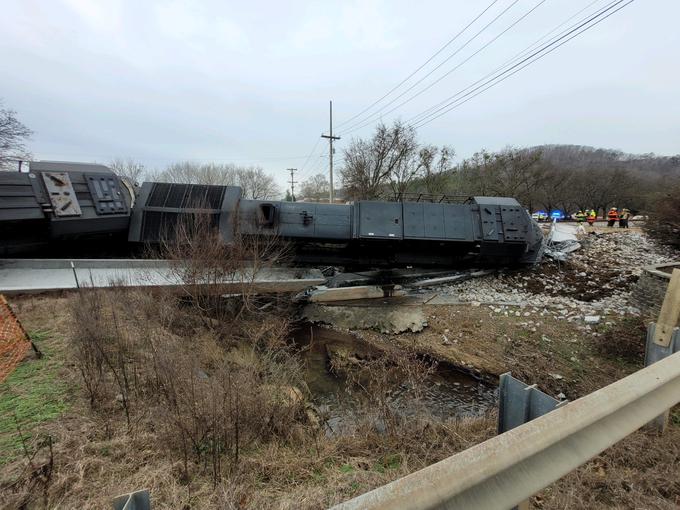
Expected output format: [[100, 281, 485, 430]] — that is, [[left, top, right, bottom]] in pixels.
[[587, 209, 597, 226], [574, 210, 587, 223], [607, 207, 619, 227], [619, 208, 631, 228]]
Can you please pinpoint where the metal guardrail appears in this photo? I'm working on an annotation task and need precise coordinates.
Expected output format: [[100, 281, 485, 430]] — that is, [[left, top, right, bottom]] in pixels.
[[112, 489, 150, 510], [0, 259, 325, 294], [330, 349, 680, 510]]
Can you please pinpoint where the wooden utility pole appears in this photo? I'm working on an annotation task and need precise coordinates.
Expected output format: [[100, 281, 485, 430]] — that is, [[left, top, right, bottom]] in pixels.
[[287, 168, 297, 202], [321, 101, 340, 203]]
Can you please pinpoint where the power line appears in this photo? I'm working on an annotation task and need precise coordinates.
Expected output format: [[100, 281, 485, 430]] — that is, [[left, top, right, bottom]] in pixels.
[[407, 0, 607, 125], [411, 0, 630, 128], [334, 0, 500, 129], [413, 0, 634, 128], [299, 138, 322, 174], [337, 0, 525, 135], [297, 148, 331, 180], [339, 0, 548, 136]]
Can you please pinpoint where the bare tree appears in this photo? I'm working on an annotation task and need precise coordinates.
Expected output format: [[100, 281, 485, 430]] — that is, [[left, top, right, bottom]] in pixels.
[[235, 166, 279, 199], [341, 121, 420, 201], [155, 162, 279, 199], [456, 147, 544, 209], [299, 173, 329, 202], [419, 145, 454, 195], [109, 157, 145, 185], [0, 101, 32, 170], [157, 162, 237, 185]]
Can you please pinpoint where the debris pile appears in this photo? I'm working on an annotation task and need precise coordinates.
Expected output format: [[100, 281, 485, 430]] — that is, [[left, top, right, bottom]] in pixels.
[[435, 231, 676, 316], [544, 221, 584, 262]]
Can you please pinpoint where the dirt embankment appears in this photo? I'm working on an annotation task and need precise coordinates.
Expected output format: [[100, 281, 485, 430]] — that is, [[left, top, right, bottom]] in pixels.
[[305, 229, 680, 509]]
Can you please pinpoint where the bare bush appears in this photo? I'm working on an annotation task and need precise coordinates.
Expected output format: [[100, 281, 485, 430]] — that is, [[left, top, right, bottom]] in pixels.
[[644, 181, 680, 249], [68, 217, 305, 485], [338, 350, 435, 436]]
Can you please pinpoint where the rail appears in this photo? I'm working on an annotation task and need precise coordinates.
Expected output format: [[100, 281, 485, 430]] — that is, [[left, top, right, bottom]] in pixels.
[[330, 349, 680, 510], [394, 192, 473, 204]]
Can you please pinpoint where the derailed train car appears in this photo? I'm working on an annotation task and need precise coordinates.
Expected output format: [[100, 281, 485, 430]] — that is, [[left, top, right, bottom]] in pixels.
[[0, 161, 544, 266]]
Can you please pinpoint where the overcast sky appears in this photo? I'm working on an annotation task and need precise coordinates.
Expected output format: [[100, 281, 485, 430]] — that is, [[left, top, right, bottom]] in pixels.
[[1, 0, 678, 191]]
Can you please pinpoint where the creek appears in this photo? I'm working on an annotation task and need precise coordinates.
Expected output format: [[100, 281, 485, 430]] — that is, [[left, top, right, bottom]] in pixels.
[[292, 324, 497, 435]]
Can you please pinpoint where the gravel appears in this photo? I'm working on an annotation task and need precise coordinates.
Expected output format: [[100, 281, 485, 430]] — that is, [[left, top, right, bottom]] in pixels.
[[429, 231, 676, 322]]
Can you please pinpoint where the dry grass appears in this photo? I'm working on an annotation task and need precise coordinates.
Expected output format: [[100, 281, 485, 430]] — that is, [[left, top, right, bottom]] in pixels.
[[0, 291, 500, 509], [538, 424, 680, 509], [359, 304, 641, 399], [1, 258, 677, 509]]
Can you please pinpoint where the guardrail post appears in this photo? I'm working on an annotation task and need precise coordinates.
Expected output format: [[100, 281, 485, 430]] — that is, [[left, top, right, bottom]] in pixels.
[[498, 373, 567, 509], [644, 267, 680, 433], [653, 269, 680, 348], [645, 324, 680, 432]]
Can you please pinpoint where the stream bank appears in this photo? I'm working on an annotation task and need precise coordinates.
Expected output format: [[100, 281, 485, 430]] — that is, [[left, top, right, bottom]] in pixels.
[[291, 323, 497, 435]]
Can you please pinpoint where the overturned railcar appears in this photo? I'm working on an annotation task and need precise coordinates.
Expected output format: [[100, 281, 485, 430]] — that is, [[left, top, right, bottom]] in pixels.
[[129, 183, 544, 267], [0, 162, 134, 256], [0, 162, 544, 266]]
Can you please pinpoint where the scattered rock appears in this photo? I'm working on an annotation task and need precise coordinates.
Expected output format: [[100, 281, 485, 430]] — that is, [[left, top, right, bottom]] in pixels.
[[430, 231, 673, 313]]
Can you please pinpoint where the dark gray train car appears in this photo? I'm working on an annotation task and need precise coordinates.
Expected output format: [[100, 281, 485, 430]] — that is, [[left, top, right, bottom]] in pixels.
[[0, 162, 134, 255], [0, 163, 543, 266], [129, 181, 544, 267]]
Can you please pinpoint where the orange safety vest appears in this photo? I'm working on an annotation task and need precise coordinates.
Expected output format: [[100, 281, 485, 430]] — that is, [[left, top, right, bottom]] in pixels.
[[608, 210, 619, 221]]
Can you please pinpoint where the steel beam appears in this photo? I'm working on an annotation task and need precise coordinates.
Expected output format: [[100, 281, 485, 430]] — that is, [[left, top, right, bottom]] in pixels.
[[0, 259, 325, 294]]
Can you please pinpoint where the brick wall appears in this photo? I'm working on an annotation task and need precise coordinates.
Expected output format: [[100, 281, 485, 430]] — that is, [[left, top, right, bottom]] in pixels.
[[633, 263, 679, 318]]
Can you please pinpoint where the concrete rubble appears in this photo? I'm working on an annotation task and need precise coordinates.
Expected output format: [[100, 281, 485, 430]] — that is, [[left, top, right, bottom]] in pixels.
[[299, 231, 675, 337], [302, 303, 427, 334]]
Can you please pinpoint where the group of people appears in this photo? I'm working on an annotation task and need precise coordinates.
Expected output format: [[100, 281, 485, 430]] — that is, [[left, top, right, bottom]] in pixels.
[[574, 209, 597, 225], [574, 208, 631, 228], [607, 207, 631, 228]]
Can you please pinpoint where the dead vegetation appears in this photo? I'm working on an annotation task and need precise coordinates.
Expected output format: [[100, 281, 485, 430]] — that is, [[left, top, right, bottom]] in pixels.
[[0, 289, 499, 509], [3, 292, 678, 509], [358, 303, 643, 399], [645, 181, 680, 249], [538, 426, 680, 509], [0, 221, 498, 509], [1, 221, 678, 509]]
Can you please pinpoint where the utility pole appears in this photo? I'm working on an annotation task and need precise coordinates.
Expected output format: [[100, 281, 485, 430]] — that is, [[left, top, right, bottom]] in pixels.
[[321, 100, 340, 203], [287, 168, 298, 202]]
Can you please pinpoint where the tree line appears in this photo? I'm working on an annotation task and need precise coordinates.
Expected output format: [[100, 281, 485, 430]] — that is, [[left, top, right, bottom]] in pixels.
[[2, 98, 678, 221], [336, 121, 680, 218], [110, 158, 280, 200]]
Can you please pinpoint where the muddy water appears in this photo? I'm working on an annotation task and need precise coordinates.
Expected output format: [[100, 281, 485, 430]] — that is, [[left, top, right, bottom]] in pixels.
[[293, 324, 497, 434]]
